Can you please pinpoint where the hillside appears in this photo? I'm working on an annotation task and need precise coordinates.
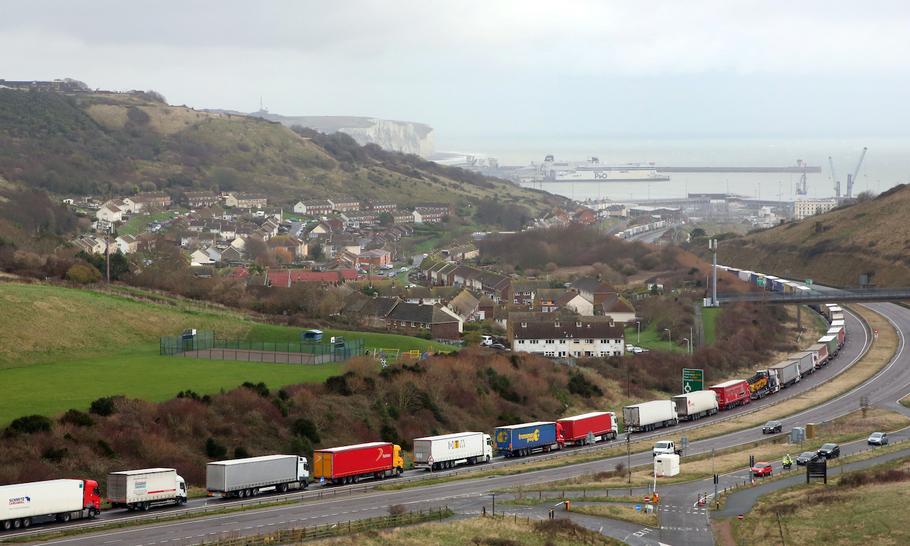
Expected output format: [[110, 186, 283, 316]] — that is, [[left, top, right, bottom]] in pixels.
[[697, 184, 910, 287], [0, 89, 557, 215]]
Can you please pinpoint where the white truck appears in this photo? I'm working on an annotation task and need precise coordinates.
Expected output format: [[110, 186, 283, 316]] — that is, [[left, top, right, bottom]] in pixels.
[[206, 455, 309, 499], [413, 432, 493, 471], [672, 390, 719, 421], [1, 479, 100, 531], [622, 400, 679, 433], [768, 360, 800, 388], [107, 468, 187, 511], [653, 440, 684, 457]]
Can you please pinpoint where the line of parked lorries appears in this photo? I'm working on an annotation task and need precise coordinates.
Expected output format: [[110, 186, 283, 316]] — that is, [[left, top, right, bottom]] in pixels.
[[623, 267, 846, 434], [0, 411, 621, 532], [614, 220, 669, 240], [1, 268, 846, 532]]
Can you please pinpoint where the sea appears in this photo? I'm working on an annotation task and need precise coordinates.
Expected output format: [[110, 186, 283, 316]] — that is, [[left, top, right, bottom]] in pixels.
[[433, 136, 910, 204]]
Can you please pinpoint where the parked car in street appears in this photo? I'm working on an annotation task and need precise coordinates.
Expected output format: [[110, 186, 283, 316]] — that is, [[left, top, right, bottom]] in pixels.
[[490, 344, 507, 351], [751, 462, 773, 477], [817, 443, 840, 459], [796, 451, 819, 466], [762, 420, 782, 434], [868, 432, 889, 446]]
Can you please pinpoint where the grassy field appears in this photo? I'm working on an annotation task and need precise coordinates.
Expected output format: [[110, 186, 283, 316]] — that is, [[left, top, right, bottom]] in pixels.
[[0, 282, 458, 426], [310, 515, 624, 546], [715, 455, 910, 546]]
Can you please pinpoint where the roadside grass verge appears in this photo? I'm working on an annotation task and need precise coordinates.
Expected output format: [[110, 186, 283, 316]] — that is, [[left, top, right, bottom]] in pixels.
[[569, 503, 658, 528], [714, 455, 910, 546]]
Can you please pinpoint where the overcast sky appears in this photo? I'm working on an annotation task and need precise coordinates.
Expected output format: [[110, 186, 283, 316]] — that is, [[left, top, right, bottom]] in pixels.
[[3, 1, 909, 142]]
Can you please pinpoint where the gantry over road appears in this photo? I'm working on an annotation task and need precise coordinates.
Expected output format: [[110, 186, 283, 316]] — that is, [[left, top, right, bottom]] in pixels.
[[716, 286, 910, 305]]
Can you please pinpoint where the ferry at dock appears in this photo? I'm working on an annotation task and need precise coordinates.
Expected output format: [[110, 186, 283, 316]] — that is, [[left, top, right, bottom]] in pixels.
[[548, 157, 670, 182]]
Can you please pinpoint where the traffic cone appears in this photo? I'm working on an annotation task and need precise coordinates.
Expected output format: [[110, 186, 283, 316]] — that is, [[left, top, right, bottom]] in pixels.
[[751, 477, 755, 486]]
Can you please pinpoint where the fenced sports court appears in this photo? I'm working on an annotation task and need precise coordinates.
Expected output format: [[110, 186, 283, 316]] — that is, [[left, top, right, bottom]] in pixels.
[[160, 330, 364, 365]]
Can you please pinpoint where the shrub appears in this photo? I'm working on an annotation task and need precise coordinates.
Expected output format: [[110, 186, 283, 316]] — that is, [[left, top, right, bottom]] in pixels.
[[233, 447, 250, 459], [4, 414, 53, 437], [96, 439, 116, 458], [289, 436, 313, 458], [291, 418, 321, 443], [60, 409, 95, 427], [241, 381, 270, 397], [567, 372, 603, 398], [42, 446, 69, 463], [65, 263, 101, 284], [90, 395, 124, 416], [205, 437, 227, 459], [388, 504, 406, 516]]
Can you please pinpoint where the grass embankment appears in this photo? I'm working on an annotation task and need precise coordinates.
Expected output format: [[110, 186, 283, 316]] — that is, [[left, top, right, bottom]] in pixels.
[[714, 456, 910, 546], [308, 515, 624, 546], [0, 282, 455, 425]]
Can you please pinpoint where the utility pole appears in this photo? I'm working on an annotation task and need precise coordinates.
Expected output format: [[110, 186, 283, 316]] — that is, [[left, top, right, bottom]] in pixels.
[[708, 239, 718, 307]]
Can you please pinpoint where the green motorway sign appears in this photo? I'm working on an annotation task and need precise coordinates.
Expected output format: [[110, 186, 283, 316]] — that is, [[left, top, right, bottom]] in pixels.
[[682, 368, 704, 393]]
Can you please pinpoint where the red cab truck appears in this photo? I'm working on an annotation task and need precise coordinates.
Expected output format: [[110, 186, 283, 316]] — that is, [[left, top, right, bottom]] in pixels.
[[709, 379, 751, 410], [313, 442, 403, 485], [557, 412, 618, 445], [1, 479, 100, 531]]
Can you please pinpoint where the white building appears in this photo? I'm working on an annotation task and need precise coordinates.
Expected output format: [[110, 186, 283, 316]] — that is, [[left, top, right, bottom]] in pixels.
[[511, 318, 625, 358], [794, 198, 838, 220]]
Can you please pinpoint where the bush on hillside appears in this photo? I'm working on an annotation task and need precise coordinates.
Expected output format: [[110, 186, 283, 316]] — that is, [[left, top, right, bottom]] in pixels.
[[4, 414, 53, 437]]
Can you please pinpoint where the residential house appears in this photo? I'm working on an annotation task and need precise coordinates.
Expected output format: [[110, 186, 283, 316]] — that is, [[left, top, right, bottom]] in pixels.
[[114, 234, 139, 254], [126, 192, 172, 212], [365, 200, 397, 213], [391, 211, 416, 224], [356, 249, 392, 268], [190, 248, 215, 266], [309, 219, 344, 236], [341, 211, 380, 228], [413, 209, 444, 223], [600, 295, 636, 323], [293, 200, 333, 216], [328, 197, 360, 212], [223, 192, 267, 208], [447, 290, 481, 322], [184, 191, 219, 208], [385, 301, 463, 340], [511, 317, 624, 357], [511, 279, 552, 305], [96, 204, 124, 225], [569, 277, 618, 307], [413, 203, 455, 216]]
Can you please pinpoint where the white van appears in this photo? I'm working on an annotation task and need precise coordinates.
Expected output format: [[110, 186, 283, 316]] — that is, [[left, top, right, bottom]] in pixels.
[[481, 335, 493, 346]]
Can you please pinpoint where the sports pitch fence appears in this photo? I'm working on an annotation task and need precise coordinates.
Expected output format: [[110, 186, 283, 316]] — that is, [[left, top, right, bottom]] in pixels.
[[160, 331, 364, 365]]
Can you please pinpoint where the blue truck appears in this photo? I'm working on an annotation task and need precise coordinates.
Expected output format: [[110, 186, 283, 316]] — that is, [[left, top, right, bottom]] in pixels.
[[494, 421, 564, 457]]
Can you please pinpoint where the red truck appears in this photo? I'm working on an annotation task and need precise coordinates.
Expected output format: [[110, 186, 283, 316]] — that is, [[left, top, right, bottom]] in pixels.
[[312, 442, 403, 485], [709, 379, 751, 410], [557, 412, 617, 446]]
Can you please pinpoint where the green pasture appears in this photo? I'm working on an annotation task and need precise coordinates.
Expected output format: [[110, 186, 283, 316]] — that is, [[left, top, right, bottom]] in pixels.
[[0, 349, 342, 426]]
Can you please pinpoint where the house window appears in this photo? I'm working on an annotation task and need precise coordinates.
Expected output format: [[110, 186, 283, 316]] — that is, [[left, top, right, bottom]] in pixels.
[[600, 339, 608, 343], [573, 339, 580, 344], [546, 339, 555, 344], [559, 340, 566, 344], [518, 340, 525, 344], [586, 339, 594, 344], [530, 340, 538, 344]]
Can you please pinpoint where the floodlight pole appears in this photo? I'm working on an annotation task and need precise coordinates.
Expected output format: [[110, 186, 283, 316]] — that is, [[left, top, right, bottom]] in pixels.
[[709, 239, 718, 306]]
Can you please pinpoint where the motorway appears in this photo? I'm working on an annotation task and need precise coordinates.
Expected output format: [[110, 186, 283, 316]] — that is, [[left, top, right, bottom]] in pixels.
[[8, 301, 910, 546]]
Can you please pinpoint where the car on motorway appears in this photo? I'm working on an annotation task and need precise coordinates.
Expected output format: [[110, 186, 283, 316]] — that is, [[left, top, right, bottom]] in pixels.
[[817, 443, 840, 459], [796, 451, 819, 466], [751, 462, 773, 477], [762, 420, 783, 434], [868, 432, 889, 445]]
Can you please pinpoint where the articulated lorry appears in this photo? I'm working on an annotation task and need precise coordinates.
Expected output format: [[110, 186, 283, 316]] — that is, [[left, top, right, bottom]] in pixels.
[[313, 442, 403, 484], [1, 479, 100, 531], [413, 432, 492, 471], [672, 390, 719, 420], [710, 380, 751, 410], [768, 360, 800, 389], [748, 370, 780, 399], [789, 351, 816, 378], [494, 421, 564, 457], [108, 468, 187, 511], [557, 412, 618, 445], [207, 455, 309, 498], [622, 400, 678, 432]]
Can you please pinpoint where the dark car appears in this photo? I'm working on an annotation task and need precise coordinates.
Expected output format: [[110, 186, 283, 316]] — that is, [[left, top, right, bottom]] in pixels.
[[817, 443, 840, 459], [751, 462, 773, 477], [796, 451, 819, 466], [490, 344, 507, 350], [762, 420, 782, 434], [868, 432, 889, 445]]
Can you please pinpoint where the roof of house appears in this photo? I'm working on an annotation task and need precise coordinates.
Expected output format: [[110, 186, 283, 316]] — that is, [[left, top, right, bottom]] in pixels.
[[570, 277, 617, 294], [512, 319, 624, 340]]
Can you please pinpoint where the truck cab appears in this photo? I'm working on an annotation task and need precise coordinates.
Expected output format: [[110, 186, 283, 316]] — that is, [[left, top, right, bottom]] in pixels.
[[84, 479, 101, 512], [392, 445, 404, 473], [297, 456, 310, 487], [176, 475, 187, 504], [484, 434, 493, 460]]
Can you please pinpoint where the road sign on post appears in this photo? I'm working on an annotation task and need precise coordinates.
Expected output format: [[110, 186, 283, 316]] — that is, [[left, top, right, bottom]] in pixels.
[[738, 514, 744, 520], [683, 369, 704, 393], [805, 279, 813, 285]]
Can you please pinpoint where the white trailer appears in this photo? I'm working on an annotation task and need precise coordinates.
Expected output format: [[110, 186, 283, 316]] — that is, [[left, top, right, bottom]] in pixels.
[[790, 351, 816, 378], [672, 390, 719, 421], [206, 455, 308, 499], [769, 360, 800, 388], [107, 468, 187, 511], [413, 432, 493, 471], [1, 479, 100, 531], [622, 400, 678, 433]]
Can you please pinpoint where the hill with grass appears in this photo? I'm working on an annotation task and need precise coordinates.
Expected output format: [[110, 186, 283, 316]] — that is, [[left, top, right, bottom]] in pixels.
[[0, 89, 558, 221], [692, 184, 910, 287]]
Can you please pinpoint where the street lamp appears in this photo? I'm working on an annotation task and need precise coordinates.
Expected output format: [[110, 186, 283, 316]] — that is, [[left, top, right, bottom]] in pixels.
[[664, 328, 671, 348], [636, 320, 642, 345], [627, 434, 632, 484], [682, 337, 690, 354]]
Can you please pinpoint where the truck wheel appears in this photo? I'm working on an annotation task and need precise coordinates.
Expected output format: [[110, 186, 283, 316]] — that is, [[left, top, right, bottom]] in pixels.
[[245, 489, 253, 498], [21, 518, 30, 528], [2, 519, 11, 531], [301, 481, 308, 490], [279, 483, 288, 493], [142, 502, 151, 511], [61, 512, 71, 523], [12, 519, 21, 529], [88, 508, 98, 518]]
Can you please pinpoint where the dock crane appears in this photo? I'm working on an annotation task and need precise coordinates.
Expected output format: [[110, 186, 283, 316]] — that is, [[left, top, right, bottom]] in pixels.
[[829, 156, 840, 197], [795, 160, 808, 195], [845, 147, 868, 199]]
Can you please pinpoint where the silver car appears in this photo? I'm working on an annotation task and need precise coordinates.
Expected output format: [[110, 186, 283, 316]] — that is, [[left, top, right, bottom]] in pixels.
[[868, 432, 888, 445]]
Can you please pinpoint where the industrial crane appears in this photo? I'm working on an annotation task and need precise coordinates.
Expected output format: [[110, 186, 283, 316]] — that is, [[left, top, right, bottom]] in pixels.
[[795, 160, 808, 195], [845, 147, 868, 199], [829, 156, 839, 197]]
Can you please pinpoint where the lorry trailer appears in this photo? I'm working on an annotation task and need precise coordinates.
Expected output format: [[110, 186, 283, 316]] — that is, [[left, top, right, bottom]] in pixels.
[[819, 335, 839, 359], [494, 421, 564, 457], [768, 360, 800, 388], [108, 468, 187, 511], [1, 479, 100, 531], [313, 442, 403, 484], [789, 351, 816, 378], [807, 343, 829, 368], [672, 390, 719, 420], [622, 400, 678, 432], [207, 455, 309, 498], [557, 412, 618, 445], [413, 432, 492, 471], [710, 379, 751, 410]]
